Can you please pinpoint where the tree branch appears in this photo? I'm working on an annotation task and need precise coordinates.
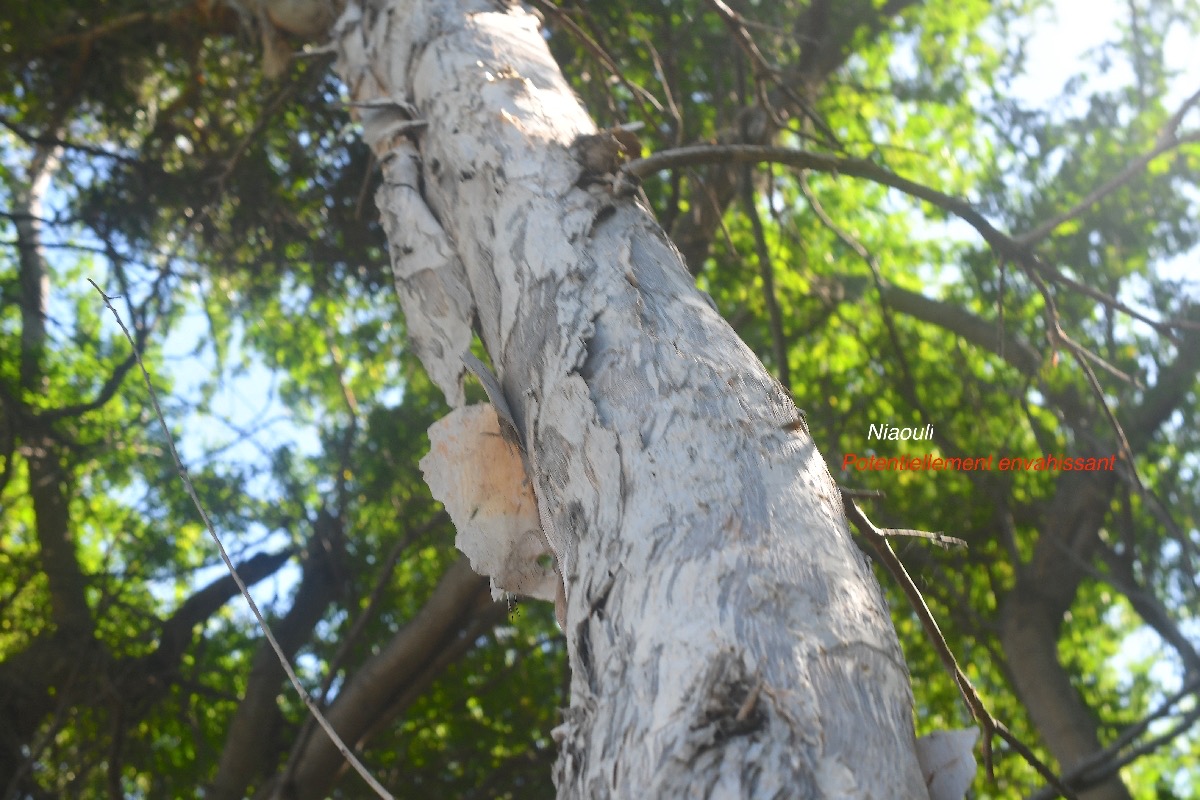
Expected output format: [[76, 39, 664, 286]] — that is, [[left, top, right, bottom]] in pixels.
[[154, 548, 295, 664], [1026, 677, 1200, 800], [628, 143, 1200, 335], [870, 281, 1044, 375], [667, 0, 915, 273], [207, 522, 341, 800], [279, 557, 491, 800], [1016, 87, 1200, 247], [0, 113, 141, 166], [276, 510, 447, 793], [843, 493, 1076, 798]]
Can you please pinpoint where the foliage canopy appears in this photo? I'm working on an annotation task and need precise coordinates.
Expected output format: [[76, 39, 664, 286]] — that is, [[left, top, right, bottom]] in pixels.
[[1, 0, 1198, 797]]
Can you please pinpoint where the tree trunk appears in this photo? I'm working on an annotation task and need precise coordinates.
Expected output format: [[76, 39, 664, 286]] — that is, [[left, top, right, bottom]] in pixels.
[[334, 1, 929, 795]]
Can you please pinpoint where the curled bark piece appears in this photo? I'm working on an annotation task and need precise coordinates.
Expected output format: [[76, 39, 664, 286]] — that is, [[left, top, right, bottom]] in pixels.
[[917, 727, 979, 800], [420, 404, 556, 602]]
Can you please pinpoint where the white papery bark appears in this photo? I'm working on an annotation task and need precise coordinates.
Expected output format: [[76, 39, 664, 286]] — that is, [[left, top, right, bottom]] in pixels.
[[336, 1, 930, 795]]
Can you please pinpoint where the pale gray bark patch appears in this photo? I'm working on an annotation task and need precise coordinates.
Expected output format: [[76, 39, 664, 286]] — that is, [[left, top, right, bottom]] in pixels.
[[534, 373, 622, 583], [375, 142, 474, 407]]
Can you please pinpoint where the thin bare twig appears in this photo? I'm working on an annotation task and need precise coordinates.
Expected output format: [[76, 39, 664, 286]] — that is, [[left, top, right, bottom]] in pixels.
[[702, 0, 840, 145], [1028, 269, 1144, 493], [278, 510, 446, 793], [643, 37, 683, 144], [624, 143, 1200, 336], [798, 171, 978, 470], [88, 279, 393, 800], [841, 492, 1076, 799], [705, 0, 779, 75], [527, 0, 664, 118], [882, 528, 967, 549], [1026, 676, 1200, 800]]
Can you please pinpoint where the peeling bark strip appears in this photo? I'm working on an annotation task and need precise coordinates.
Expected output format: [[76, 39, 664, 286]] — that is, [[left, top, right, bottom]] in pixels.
[[422, 403, 557, 604], [336, 1, 929, 795]]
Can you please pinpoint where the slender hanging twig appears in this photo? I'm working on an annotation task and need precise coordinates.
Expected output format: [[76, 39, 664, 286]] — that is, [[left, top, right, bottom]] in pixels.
[[88, 278, 394, 800], [841, 491, 1076, 800]]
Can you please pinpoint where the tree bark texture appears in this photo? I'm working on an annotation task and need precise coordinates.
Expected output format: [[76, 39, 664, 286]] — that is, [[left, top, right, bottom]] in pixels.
[[336, 1, 929, 796]]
